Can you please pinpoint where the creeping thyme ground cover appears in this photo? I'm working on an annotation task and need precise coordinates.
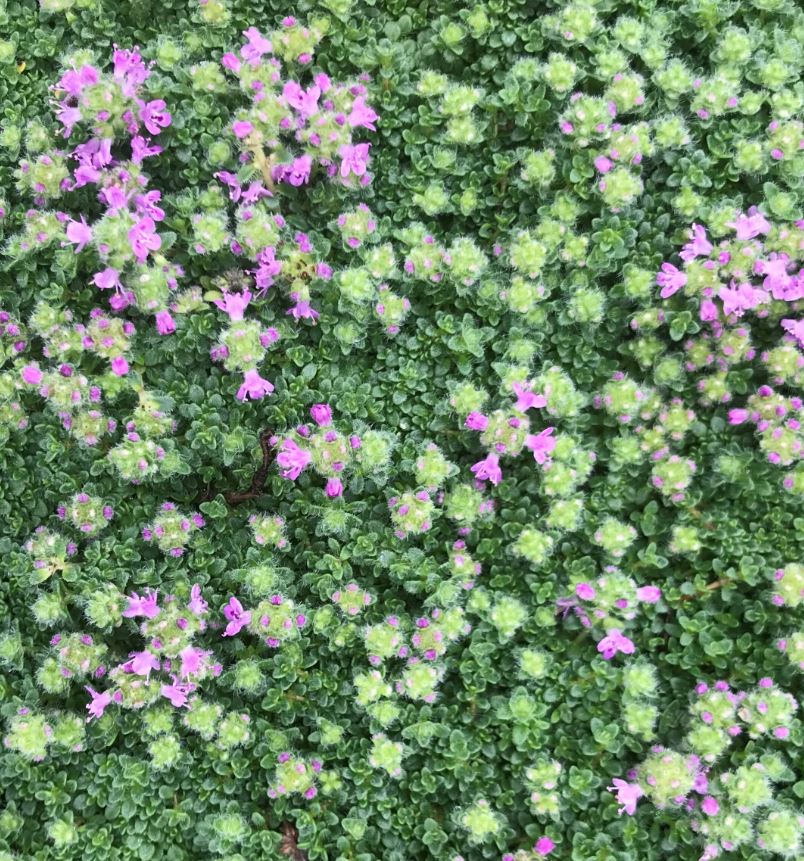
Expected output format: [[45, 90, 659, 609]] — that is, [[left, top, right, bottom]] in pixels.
[[0, 0, 803, 859]]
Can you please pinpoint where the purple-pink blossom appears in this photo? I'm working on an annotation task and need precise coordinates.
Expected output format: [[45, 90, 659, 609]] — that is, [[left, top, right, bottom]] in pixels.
[[125, 650, 160, 678], [339, 142, 371, 178], [222, 596, 251, 637], [781, 318, 804, 347], [65, 216, 92, 253], [286, 299, 320, 321], [657, 262, 687, 298], [525, 427, 556, 464], [179, 646, 211, 679], [155, 310, 176, 335], [128, 217, 161, 263], [283, 81, 321, 117], [534, 837, 555, 857], [214, 290, 251, 321], [326, 477, 344, 498], [598, 629, 635, 660], [636, 586, 661, 603], [285, 154, 312, 187], [512, 381, 548, 412], [607, 778, 644, 815], [470, 452, 503, 486], [701, 796, 719, 816], [138, 99, 171, 135], [122, 590, 160, 619], [21, 365, 43, 385], [727, 208, 771, 240], [188, 584, 208, 616], [111, 356, 129, 376], [85, 686, 112, 722], [236, 368, 274, 401], [241, 27, 272, 64], [465, 412, 489, 431], [277, 438, 312, 480], [348, 96, 379, 130], [310, 404, 333, 426], [93, 268, 122, 292], [232, 120, 254, 139], [680, 224, 713, 262], [719, 282, 769, 317], [161, 677, 194, 708]]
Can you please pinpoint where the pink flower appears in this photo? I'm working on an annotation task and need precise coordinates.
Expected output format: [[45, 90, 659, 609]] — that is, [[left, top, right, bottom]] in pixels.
[[188, 584, 208, 616], [93, 268, 122, 292], [700, 299, 718, 322], [222, 596, 251, 637], [594, 155, 613, 173], [131, 136, 162, 164], [221, 52, 241, 72], [727, 208, 771, 240], [470, 453, 503, 486], [122, 590, 160, 619], [464, 412, 489, 431], [348, 96, 379, 130], [636, 586, 661, 603], [111, 356, 129, 376], [85, 686, 112, 722], [657, 262, 687, 298], [512, 381, 548, 412], [21, 364, 43, 385], [236, 368, 274, 401], [277, 438, 312, 480], [66, 216, 92, 253], [326, 477, 344, 497], [283, 82, 321, 117], [598, 629, 635, 659], [339, 142, 371, 178], [126, 650, 160, 678], [719, 282, 768, 317], [757, 255, 795, 299], [161, 677, 194, 708], [535, 837, 555, 856], [701, 796, 719, 816], [155, 310, 176, 335], [608, 778, 644, 815], [128, 217, 161, 262], [310, 404, 333, 426], [241, 27, 272, 64], [138, 99, 171, 135], [232, 120, 254, 139], [576, 583, 596, 600], [214, 290, 251, 321], [286, 299, 320, 321], [526, 427, 556, 464], [680, 224, 713, 262], [285, 154, 312, 186], [728, 408, 750, 425], [781, 318, 804, 347], [179, 646, 210, 679]]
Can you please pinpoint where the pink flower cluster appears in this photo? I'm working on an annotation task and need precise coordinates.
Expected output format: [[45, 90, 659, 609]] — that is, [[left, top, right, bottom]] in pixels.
[[464, 380, 556, 488], [85, 584, 218, 720], [49, 47, 182, 333], [656, 211, 804, 474], [274, 403, 361, 497], [222, 27, 378, 188], [558, 568, 662, 658]]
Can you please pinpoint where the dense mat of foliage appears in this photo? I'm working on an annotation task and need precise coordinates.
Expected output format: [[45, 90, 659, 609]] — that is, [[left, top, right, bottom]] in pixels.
[[1, 0, 803, 858]]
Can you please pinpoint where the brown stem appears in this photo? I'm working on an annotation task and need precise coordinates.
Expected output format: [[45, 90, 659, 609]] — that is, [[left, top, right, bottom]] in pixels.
[[279, 822, 308, 861], [678, 578, 733, 602], [197, 429, 274, 505]]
